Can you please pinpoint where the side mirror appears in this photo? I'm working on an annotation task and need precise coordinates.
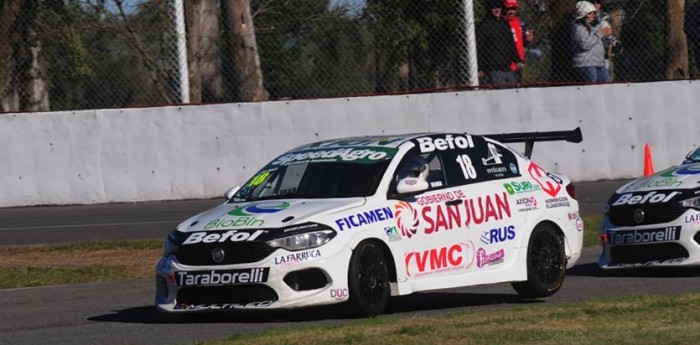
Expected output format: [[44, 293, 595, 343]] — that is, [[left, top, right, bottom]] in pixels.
[[396, 177, 429, 195], [224, 185, 241, 202]]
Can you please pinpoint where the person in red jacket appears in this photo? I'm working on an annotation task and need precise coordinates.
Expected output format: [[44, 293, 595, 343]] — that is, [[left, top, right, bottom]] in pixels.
[[502, 0, 533, 82]]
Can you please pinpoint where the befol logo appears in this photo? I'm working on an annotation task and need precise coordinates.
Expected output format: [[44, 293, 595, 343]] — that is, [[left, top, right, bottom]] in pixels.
[[611, 191, 680, 206]]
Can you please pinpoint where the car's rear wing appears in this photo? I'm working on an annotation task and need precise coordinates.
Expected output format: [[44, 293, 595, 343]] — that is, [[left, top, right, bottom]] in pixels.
[[481, 127, 582, 159]]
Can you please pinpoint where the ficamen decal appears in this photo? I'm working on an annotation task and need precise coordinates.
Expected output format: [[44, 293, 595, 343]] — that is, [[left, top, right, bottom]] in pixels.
[[175, 268, 269, 286]]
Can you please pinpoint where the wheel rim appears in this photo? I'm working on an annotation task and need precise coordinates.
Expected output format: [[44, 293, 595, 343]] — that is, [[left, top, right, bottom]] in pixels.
[[530, 231, 562, 286], [356, 245, 387, 307]]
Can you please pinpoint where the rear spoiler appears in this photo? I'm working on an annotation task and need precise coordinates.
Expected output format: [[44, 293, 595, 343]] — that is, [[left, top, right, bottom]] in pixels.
[[481, 127, 582, 159]]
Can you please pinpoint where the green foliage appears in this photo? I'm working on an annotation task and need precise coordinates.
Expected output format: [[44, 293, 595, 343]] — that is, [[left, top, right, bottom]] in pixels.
[[0, 265, 139, 289]]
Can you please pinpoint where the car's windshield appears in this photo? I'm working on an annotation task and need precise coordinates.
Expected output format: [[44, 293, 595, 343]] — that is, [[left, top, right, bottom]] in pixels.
[[234, 160, 392, 201], [683, 147, 700, 164]]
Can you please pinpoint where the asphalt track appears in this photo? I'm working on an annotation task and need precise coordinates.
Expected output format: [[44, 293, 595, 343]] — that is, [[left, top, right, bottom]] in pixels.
[[3, 179, 700, 345], [0, 179, 625, 246]]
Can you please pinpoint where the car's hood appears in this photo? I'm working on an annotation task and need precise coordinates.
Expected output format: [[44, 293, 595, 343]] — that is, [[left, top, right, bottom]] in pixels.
[[617, 163, 700, 193], [177, 198, 365, 232]]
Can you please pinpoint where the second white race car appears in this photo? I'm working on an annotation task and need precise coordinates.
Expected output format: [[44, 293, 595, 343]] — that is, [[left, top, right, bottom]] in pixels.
[[600, 147, 700, 269]]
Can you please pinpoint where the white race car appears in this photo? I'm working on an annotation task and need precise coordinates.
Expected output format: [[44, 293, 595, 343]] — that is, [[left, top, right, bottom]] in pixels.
[[156, 128, 584, 316], [599, 147, 700, 269]]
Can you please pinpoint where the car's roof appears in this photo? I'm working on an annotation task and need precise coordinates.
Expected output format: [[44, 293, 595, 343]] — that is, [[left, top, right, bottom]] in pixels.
[[289, 132, 469, 152]]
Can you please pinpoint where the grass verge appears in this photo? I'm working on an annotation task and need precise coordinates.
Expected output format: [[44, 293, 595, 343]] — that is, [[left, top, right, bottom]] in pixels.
[[198, 292, 700, 345]]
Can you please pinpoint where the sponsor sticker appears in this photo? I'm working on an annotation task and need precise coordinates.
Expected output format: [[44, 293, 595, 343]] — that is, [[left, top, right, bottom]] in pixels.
[[274, 249, 321, 266], [607, 226, 681, 245], [476, 247, 505, 268], [174, 300, 275, 310], [404, 241, 476, 277], [175, 268, 269, 286], [611, 191, 681, 206], [480, 225, 516, 245], [335, 207, 394, 231]]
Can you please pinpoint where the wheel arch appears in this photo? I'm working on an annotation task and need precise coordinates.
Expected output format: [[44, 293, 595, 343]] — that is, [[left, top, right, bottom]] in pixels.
[[349, 236, 398, 284]]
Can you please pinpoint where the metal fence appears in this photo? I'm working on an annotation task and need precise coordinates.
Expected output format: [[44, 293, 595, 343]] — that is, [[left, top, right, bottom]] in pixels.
[[0, 0, 697, 113]]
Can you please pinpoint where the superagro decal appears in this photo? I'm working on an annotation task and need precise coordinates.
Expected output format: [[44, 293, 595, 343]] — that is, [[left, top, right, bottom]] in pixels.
[[476, 247, 505, 268], [608, 227, 681, 245], [504, 180, 541, 195], [204, 202, 290, 229], [396, 192, 512, 238], [335, 207, 394, 231], [528, 162, 562, 197], [404, 241, 475, 277], [274, 249, 321, 266], [480, 225, 516, 245], [175, 268, 269, 286], [271, 147, 396, 165]]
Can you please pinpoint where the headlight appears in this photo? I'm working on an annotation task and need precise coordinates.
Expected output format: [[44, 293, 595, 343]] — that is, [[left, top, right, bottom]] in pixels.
[[162, 232, 180, 256], [267, 230, 336, 251], [681, 196, 700, 209]]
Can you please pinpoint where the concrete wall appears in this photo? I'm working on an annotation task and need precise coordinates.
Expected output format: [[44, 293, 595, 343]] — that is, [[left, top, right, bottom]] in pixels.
[[1, 80, 698, 208]]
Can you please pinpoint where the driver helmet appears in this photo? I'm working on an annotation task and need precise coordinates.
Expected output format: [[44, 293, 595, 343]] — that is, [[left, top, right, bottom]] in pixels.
[[398, 155, 430, 181]]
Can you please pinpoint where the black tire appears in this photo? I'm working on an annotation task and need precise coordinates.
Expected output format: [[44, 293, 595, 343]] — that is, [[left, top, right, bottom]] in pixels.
[[511, 223, 567, 298], [347, 241, 390, 317]]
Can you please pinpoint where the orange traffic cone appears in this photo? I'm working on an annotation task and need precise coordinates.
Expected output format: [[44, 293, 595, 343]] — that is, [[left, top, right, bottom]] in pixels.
[[643, 143, 655, 176]]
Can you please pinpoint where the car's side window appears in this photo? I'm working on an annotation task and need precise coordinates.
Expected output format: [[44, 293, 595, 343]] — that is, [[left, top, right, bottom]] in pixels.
[[393, 148, 446, 191], [440, 136, 521, 186]]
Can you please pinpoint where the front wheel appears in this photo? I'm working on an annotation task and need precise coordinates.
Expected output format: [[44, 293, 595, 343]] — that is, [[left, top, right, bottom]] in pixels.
[[347, 241, 390, 317], [511, 223, 567, 298]]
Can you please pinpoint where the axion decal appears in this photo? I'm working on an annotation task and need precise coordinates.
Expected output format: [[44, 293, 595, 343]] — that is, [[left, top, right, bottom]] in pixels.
[[274, 249, 321, 266], [515, 196, 538, 212], [608, 227, 681, 245], [476, 247, 505, 268], [611, 191, 681, 206], [175, 268, 269, 286], [528, 162, 562, 197], [335, 207, 394, 231], [183, 230, 266, 245], [415, 134, 475, 153], [271, 147, 395, 165], [404, 241, 475, 277], [396, 192, 512, 238], [480, 225, 516, 245], [504, 180, 541, 195]]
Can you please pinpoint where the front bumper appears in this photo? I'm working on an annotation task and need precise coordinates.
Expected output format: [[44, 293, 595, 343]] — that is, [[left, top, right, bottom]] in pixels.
[[155, 246, 352, 312], [598, 211, 700, 269]]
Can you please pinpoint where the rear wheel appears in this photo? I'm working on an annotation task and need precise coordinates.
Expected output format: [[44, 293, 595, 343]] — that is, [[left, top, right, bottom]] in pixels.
[[511, 223, 567, 298], [347, 241, 390, 317]]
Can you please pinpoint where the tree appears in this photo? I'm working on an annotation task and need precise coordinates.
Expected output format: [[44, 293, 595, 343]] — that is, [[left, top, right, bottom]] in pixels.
[[0, 0, 49, 112], [666, 0, 688, 79], [185, 0, 224, 103], [222, 0, 268, 102]]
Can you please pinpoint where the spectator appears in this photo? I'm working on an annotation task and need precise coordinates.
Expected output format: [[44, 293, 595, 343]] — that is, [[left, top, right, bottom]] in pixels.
[[502, 0, 534, 82], [477, 0, 522, 86], [685, 0, 700, 76], [571, 1, 612, 83], [592, 0, 622, 78]]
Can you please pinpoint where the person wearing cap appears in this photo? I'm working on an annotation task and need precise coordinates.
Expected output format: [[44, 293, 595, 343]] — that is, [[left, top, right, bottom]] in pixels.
[[571, 1, 613, 83], [476, 0, 522, 86], [502, 0, 533, 82]]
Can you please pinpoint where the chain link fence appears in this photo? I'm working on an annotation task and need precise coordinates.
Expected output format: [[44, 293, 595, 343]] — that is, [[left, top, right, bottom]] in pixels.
[[0, 0, 697, 113]]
